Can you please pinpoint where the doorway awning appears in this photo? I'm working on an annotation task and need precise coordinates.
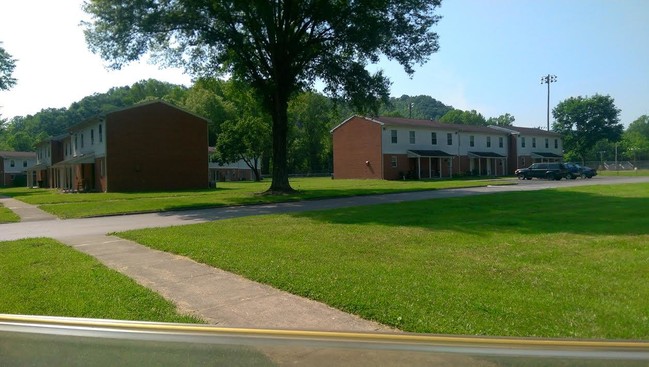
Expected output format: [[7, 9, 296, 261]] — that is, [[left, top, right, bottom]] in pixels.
[[468, 151, 506, 158], [407, 150, 454, 158], [531, 152, 562, 159], [53, 153, 96, 167]]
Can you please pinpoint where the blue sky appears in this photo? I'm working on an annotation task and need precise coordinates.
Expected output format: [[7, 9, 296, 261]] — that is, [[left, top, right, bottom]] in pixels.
[[1, 0, 647, 128]]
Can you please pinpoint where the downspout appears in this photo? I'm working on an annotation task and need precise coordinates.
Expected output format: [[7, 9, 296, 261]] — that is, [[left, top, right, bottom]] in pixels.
[[456, 130, 461, 176], [380, 125, 384, 179]]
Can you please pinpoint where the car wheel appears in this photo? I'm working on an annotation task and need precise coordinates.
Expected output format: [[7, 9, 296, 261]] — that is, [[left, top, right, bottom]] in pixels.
[[517, 174, 524, 180], [581, 173, 587, 179]]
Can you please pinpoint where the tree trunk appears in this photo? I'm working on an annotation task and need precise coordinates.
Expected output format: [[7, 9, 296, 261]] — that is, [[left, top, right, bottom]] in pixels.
[[267, 86, 294, 194]]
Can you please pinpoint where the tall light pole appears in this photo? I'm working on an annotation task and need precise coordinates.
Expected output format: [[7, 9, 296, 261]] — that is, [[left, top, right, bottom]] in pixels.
[[540, 74, 557, 131]]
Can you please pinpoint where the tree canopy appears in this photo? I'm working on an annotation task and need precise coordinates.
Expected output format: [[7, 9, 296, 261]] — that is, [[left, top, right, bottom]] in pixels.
[[380, 95, 452, 120], [552, 94, 623, 162], [0, 42, 17, 91], [486, 113, 515, 126], [439, 109, 487, 125], [621, 115, 649, 162], [82, 0, 442, 193]]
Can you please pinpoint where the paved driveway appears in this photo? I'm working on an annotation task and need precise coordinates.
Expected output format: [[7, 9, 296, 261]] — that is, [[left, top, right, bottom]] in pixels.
[[2, 176, 648, 242]]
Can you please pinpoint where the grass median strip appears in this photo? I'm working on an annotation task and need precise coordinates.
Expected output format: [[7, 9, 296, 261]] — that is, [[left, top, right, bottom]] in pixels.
[[0, 238, 201, 323], [117, 183, 649, 339], [0, 203, 20, 223], [0, 177, 511, 218]]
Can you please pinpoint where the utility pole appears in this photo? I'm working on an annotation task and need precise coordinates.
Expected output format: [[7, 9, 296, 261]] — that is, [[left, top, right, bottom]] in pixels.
[[540, 74, 557, 131]]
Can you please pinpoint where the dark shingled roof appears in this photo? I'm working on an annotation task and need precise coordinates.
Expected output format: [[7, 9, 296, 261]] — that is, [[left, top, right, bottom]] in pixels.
[[468, 151, 507, 158], [532, 152, 563, 158], [408, 150, 455, 157]]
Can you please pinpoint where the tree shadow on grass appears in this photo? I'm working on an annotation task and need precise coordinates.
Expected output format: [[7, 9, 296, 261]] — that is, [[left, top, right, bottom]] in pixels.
[[290, 189, 649, 237]]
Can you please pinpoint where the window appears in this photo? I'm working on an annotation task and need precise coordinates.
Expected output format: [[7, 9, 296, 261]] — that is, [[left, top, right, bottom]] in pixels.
[[545, 138, 549, 148], [91, 129, 95, 145], [447, 133, 453, 145], [521, 137, 526, 148], [23, 160, 27, 168], [391, 156, 398, 168], [81, 133, 84, 148], [499, 137, 504, 148], [469, 135, 475, 147], [486, 136, 491, 148], [409, 131, 415, 144], [431, 132, 437, 145], [532, 137, 536, 148], [391, 130, 397, 144], [554, 139, 558, 149], [99, 124, 103, 143], [10, 160, 15, 167]]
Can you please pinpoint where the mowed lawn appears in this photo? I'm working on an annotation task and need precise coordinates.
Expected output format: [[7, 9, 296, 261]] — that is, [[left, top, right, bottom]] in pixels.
[[118, 183, 649, 339], [0, 203, 20, 223], [0, 238, 201, 324], [0, 177, 511, 218]]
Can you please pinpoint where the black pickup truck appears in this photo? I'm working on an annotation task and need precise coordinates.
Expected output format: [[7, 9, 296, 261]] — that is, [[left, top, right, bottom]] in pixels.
[[515, 163, 568, 180]]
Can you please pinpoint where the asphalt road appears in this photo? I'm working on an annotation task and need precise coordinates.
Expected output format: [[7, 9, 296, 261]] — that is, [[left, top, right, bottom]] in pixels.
[[1, 175, 648, 242]]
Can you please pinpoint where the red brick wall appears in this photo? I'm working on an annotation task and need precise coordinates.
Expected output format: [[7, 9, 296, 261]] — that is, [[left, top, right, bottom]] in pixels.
[[382, 154, 410, 180], [332, 117, 383, 179], [105, 102, 208, 192]]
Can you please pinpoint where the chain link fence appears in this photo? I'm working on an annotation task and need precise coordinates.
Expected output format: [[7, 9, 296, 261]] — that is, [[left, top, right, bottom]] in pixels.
[[584, 160, 649, 171]]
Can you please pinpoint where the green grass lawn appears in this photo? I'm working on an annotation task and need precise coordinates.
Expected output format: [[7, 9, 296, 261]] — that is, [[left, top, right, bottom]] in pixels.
[[0, 203, 20, 223], [0, 238, 201, 323], [117, 183, 649, 339], [0, 177, 512, 218]]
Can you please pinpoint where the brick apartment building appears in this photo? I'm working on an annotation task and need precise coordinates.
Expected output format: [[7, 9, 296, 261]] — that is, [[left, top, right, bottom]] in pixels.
[[0, 151, 37, 187], [28, 101, 209, 192], [331, 116, 563, 180]]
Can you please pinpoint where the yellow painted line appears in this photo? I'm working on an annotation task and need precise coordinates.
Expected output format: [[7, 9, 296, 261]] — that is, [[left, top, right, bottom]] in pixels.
[[1, 314, 647, 349]]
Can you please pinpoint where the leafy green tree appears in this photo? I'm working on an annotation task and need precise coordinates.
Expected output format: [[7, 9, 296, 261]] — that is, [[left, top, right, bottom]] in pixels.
[[622, 115, 649, 162], [552, 94, 623, 163], [212, 80, 271, 181], [381, 95, 452, 120], [82, 0, 442, 193], [626, 115, 649, 138], [0, 42, 17, 91], [288, 92, 335, 173], [486, 113, 515, 126], [179, 79, 234, 146], [214, 116, 270, 181], [6, 131, 34, 151], [439, 109, 487, 125]]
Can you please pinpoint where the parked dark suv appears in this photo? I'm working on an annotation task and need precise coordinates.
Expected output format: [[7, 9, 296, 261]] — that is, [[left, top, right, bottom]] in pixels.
[[515, 163, 568, 180], [564, 162, 597, 179]]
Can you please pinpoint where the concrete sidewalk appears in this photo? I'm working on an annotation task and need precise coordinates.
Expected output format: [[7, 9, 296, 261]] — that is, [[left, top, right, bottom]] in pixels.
[[59, 234, 393, 332], [0, 196, 58, 222], [1, 196, 393, 332]]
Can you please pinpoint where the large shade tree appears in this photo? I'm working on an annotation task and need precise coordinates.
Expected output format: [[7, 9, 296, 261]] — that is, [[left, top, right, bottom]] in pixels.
[[552, 94, 623, 163], [0, 42, 17, 91], [82, 0, 442, 193]]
